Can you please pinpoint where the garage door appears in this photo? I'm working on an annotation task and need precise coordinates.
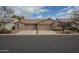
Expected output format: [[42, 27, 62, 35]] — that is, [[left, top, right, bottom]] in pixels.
[[38, 25, 51, 30], [25, 25, 36, 30]]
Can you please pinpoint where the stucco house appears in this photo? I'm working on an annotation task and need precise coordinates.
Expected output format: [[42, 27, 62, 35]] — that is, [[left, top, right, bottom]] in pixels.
[[14, 18, 55, 30], [0, 18, 18, 30]]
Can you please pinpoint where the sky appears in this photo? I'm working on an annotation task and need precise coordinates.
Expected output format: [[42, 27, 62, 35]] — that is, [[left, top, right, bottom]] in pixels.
[[7, 6, 79, 20]]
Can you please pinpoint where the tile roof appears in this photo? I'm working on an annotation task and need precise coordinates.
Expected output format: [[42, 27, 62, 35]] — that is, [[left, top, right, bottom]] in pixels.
[[15, 18, 54, 25]]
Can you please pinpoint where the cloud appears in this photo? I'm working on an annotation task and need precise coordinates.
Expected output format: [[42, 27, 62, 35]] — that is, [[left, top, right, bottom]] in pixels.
[[57, 15, 72, 19], [36, 14, 56, 20], [22, 6, 44, 13], [36, 14, 43, 19], [60, 6, 72, 12], [24, 6, 48, 14], [35, 9, 48, 14], [56, 12, 66, 17], [56, 6, 72, 17], [8, 6, 48, 18], [56, 6, 79, 19]]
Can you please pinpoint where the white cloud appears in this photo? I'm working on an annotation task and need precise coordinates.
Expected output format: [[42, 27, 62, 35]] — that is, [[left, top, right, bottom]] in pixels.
[[56, 7, 72, 17], [35, 9, 48, 14], [56, 12, 66, 17], [60, 6, 72, 12], [8, 6, 48, 18], [23, 6, 44, 13], [57, 15, 72, 19], [36, 14, 43, 19], [51, 16, 56, 20], [56, 6, 79, 19]]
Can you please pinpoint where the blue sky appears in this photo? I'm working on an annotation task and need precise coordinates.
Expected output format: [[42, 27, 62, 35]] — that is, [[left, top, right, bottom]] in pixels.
[[8, 6, 79, 20], [31, 6, 68, 19]]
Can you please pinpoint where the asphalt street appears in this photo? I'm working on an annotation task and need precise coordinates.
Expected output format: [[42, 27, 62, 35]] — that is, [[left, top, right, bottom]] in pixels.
[[0, 35, 79, 53]]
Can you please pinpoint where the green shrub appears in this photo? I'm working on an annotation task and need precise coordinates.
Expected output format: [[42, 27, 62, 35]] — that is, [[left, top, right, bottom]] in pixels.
[[67, 27, 77, 31], [77, 29, 79, 32], [0, 29, 11, 34]]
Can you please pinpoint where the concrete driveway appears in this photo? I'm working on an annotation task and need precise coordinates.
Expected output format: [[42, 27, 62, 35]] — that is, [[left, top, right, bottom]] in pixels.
[[15, 30, 57, 35], [15, 30, 36, 35], [38, 30, 57, 35]]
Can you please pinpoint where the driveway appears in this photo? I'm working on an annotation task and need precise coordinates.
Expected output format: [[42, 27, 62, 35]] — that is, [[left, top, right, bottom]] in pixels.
[[15, 30, 36, 35], [38, 30, 57, 35], [15, 30, 58, 35]]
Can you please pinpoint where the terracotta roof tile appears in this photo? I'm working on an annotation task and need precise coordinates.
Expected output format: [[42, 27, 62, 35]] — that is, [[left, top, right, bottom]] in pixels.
[[15, 19, 54, 25]]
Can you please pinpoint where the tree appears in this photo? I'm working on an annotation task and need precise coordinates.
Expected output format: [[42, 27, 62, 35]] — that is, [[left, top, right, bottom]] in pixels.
[[60, 21, 72, 32], [70, 10, 79, 20], [20, 16, 25, 19], [0, 6, 14, 19], [12, 15, 25, 21], [11, 15, 17, 18], [0, 6, 14, 32], [60, 23, 67, 32]]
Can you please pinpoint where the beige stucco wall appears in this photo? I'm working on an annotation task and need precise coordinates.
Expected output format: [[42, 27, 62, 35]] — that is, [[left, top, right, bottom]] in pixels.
[[15, 22, 25, 30], [15, 22, 54, 30]]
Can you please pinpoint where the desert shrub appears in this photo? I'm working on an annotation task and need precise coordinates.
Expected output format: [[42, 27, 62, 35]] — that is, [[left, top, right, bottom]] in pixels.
[[67, 27, 77, 31], [0, 29, 11, 34], [0, 29, 4, 34], [77, 29, 79, 32], [52, 29, 62, 31], [4, 29, 11, 34]]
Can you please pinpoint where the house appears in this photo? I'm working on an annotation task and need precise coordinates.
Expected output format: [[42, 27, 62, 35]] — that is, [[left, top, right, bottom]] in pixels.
[[37, 19, 54, 30], [0, 18, 18, 30], [14, 18, 55, 30]]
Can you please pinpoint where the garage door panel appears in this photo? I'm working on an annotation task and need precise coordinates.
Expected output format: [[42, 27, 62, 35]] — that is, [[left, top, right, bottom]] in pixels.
[[38, 25, 51, 30], [25, 25, 36, 30]]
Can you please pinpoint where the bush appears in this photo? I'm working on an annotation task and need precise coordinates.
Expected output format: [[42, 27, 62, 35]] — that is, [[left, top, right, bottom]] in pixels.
[[52, 29, 62, 31], [0, 29, 11, 34], [0, 29, 4, 34], [77, 29, 79, 32], [4, 29, 11, 34], [67, 27, 77, 31]]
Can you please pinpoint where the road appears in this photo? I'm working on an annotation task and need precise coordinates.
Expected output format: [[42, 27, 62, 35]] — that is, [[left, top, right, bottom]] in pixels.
[[0, 35, 79, 53]]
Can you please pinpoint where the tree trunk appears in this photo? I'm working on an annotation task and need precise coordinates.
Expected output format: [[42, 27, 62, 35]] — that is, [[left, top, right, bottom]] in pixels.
[[1, 20, 6, 33]]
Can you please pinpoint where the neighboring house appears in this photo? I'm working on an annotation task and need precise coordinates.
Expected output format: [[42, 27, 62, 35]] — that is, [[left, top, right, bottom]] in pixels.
[[0, 21, 13, 30], [53, 19, 73, 30], [14, 18, 54, 30], [0, 18, 18, 30]]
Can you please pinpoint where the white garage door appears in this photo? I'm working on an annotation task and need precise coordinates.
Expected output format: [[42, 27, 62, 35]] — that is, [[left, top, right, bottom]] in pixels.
[[25, 25, 36, 30], [38, 25, 51, 30]]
